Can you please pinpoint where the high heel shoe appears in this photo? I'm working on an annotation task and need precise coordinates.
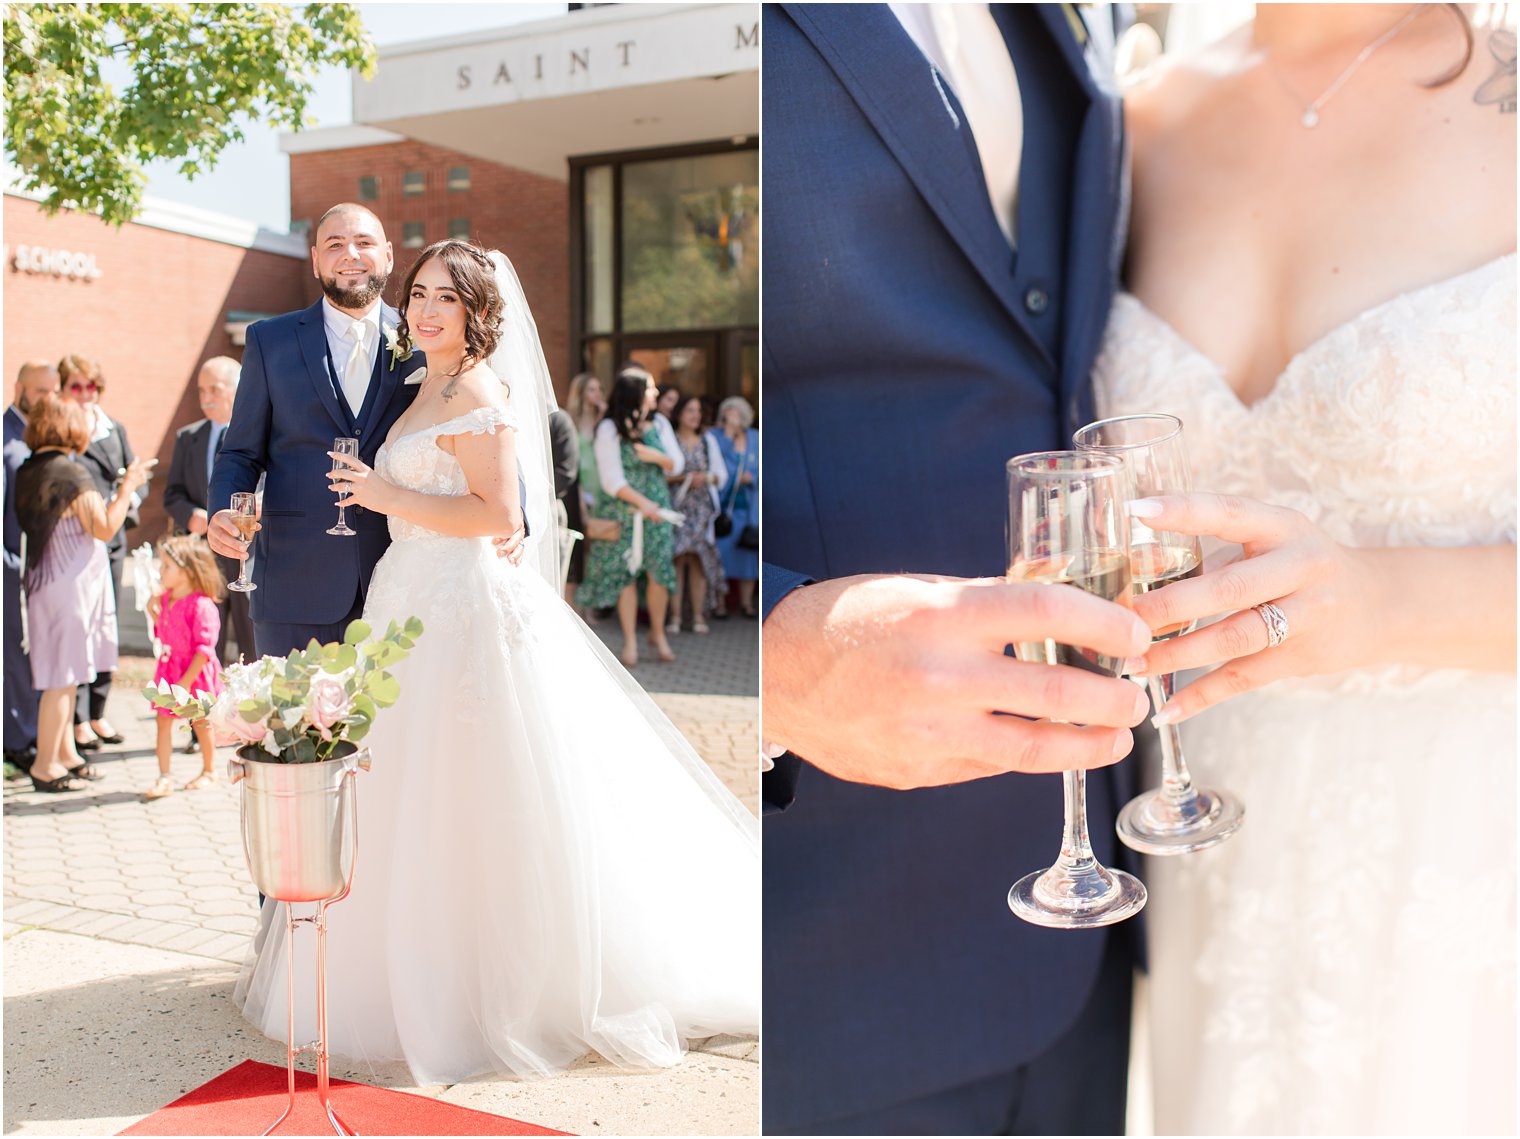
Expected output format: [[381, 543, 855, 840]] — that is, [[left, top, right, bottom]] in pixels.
[[30, 773, 86, 793], [89, 723, 126, 745], [74, 735, 101, 753]]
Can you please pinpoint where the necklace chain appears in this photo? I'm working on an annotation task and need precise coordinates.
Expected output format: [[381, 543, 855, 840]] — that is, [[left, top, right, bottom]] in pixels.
[[1263, 7, 1423, 129]]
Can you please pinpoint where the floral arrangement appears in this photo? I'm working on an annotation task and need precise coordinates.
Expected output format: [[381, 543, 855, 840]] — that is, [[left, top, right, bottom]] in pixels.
[[144, 618, 423, 764]]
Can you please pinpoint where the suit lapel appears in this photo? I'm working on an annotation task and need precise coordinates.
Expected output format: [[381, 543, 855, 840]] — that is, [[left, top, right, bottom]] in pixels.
[[787, 4, 1031, 335], [296, 298, 353, 434], [355, 303, 409, 442], [1040, 5, 1127, 436]]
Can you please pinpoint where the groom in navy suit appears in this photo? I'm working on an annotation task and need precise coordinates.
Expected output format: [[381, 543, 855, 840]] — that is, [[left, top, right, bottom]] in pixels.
[[208, 204, 425, 658], [763, 5, 1149, 1134]]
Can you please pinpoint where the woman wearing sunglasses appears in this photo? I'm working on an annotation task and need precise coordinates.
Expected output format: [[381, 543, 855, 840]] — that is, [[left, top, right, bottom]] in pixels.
[[59, 355, 145, 752]]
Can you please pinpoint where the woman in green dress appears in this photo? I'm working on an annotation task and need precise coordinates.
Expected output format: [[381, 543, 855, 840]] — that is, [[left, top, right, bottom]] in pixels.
[[576, 371, 679, 667]]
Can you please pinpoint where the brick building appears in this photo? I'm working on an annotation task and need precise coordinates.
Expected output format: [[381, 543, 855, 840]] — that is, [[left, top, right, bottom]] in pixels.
[[1, 192, 309, 539], [285, 2, 759, 407], [285, 129, 570, 396]]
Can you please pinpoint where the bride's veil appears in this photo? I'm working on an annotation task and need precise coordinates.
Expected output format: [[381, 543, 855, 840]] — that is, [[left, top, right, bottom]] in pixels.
[[486, 250, 560, 590], [484, 250, 758, 846]]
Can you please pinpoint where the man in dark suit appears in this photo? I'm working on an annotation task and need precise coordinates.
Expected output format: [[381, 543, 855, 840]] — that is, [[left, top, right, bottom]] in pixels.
[[762, 5, 1150, 1133], [163, 355, 255, 663], [207, 204, 428, 657], [3, 361, 59, 769]]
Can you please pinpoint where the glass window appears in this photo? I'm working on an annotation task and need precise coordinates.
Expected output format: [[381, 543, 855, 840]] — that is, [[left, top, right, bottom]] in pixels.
[[620, 150, 758, 332], [357, 175, 378, 201], [448, 217, 470, 239], [402, 170, 425, 197], [402, 222, 425, 250], [448, 166, 471, 192], [583, 165, 614, 336]]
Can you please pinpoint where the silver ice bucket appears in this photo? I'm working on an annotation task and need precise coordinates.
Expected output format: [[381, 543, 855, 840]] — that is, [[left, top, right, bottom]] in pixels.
[[233, 748, 370, 903]]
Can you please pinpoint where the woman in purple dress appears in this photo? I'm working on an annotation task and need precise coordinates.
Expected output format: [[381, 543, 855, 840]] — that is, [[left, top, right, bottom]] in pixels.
[[14, 394, 152, 792]]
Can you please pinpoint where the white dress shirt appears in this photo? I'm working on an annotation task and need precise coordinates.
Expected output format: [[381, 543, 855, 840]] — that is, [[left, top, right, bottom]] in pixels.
[[891, 3, 1024, 247]]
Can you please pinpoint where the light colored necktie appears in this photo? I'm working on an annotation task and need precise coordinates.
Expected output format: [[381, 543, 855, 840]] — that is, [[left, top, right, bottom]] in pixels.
[[341, 320, 370, 416]]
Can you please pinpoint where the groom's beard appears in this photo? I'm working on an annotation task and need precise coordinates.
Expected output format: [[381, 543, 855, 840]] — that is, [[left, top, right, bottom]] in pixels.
[[320, 269, 389, 311]]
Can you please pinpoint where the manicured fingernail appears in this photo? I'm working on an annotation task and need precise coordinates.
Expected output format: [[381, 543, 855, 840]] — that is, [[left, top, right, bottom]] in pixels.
[[1151, 706, 1180, 727], [1111, 730, 1134, 760], [1127, 498, 1163, 519], [1123, 656, 1148, 675]]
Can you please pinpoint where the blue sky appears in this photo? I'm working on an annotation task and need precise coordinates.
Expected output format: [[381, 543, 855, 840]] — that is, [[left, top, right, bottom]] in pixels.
[[137, 3, 567, 231]]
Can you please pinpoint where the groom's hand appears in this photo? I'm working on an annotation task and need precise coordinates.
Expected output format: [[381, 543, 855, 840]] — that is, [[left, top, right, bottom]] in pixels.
[[207, 509, 258, 560], [492, 523, 527, 565], [762, 574, 1153, 790]]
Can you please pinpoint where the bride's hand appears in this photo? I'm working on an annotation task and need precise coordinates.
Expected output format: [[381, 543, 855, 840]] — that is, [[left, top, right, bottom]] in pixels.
[[327, 451, 396, 514], [1126, 493, 1382, 724]]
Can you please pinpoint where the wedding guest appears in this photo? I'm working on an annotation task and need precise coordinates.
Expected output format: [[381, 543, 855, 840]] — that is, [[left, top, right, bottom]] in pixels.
[[4, 361, 58, 772], [547, 406, 581, 597], [711, 395, 758, 618], [666, 395, 728, 633], [143, 535, 225, 800], [576, 371, 679, 667], [632, 367, 685, 478], [565, 372, 607, 609], [163, 356, 255, 664], [59, 355, 141, 751], [14, 393, 153, 791]]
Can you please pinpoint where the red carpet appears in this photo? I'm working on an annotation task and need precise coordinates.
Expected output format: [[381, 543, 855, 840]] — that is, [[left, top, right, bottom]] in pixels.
[[118, 1059, 573, 1136]]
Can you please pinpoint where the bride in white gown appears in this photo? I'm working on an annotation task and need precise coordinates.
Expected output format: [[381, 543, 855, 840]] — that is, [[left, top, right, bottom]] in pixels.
[[234, 240, 759, 1085], [1094, 5, 1514, 1133]]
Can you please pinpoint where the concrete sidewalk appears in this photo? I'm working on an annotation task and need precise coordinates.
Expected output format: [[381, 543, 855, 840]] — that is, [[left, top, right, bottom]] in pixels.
[[4, 617, 759, 1136]]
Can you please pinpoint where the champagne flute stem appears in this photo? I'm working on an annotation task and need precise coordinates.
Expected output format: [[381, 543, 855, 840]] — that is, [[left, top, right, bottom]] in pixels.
[[1147, 671, 1198, 804], [1056, 769, 1097, 869]]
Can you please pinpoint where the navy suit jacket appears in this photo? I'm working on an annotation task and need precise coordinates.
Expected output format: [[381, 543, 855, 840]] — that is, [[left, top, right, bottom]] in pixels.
[[209, 299, 423, 625], [3, 406, 28, 575], [762, 4, 1136, 1128]]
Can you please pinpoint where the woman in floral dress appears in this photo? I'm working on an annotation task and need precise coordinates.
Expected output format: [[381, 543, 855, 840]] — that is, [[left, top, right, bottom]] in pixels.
[[665, 395, 728, 633], [576, 372, 678, 666]]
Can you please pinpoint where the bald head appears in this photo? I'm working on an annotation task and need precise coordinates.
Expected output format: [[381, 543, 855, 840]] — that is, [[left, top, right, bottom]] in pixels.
[[14, 360, 59, 416], [197, 356, 240, 424]]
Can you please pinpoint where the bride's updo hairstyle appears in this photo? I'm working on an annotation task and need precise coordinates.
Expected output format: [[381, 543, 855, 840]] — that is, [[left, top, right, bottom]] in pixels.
[[396, 239, 504, 375]]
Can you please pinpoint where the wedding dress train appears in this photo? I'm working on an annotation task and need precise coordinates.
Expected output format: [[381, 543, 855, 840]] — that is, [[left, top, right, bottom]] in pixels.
[[235, 405, 760, 1085], [1094, 254, 1516, 1135]]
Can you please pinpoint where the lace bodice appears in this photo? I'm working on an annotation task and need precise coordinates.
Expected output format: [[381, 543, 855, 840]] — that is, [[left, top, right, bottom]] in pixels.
[[1093, 254, 1516, 694], [375, 406, 518, 543], [1094, 254, 1516, 551]]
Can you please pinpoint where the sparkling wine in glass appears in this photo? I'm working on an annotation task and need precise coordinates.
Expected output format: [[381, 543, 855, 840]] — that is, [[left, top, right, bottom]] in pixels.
[[1074, 413, 1245, 855], [327, 437, 359, 537], [227, 492, 258, 593], [1005, 451, 1147, 929]]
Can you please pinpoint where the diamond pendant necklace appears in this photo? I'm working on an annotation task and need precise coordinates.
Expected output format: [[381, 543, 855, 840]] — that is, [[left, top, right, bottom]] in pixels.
[[1264, 7, 1422, 128]]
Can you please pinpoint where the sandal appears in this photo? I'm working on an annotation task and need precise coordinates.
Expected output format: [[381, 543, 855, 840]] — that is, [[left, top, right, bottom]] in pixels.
[[143, 776, 175, 800], [30, 773, 86, 793], [692, 622, 710, 634], [67, 763, 102, 781], [184, 771, 218, 791], [74, 736, 101, 753], [89, 722, 125, 745], [651, 641, 677, 663], [665, 622, 681, 635]]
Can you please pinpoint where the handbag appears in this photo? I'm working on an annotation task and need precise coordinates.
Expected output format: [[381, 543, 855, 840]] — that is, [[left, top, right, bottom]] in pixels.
[[585, 516, 621, 542], [738, 524, 759, 550], [715, 458, 742, 539]]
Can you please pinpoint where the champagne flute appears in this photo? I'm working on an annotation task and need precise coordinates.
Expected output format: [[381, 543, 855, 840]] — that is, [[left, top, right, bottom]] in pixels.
[[227, 492, 259, 593], [1005, 451, 1146, 929], [1073, 413, 1245, 854], [327, 437, 359, 537]]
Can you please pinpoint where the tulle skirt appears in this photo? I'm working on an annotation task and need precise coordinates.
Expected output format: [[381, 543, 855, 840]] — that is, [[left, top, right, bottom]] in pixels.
[[235, 532, 759, 1085]]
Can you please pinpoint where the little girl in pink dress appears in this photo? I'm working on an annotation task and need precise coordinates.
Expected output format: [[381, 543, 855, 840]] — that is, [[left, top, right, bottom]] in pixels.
[[144, 536, 225, 800]]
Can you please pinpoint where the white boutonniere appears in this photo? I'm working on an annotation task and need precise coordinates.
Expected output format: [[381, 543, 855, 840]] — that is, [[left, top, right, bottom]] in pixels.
[[383, 323, 413, 368]]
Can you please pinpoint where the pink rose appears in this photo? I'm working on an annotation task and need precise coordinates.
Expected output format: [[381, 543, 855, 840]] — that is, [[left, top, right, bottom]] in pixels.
[[213, 712, 268, 749], [307, 677, 351, 741]]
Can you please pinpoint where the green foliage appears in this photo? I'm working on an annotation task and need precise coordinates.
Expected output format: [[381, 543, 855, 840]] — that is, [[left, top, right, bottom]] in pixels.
[[4, 3, 375, 225]]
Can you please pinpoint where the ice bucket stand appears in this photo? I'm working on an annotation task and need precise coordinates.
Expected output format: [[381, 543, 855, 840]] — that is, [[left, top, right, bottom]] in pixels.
[[231, 748, 371, 1136]]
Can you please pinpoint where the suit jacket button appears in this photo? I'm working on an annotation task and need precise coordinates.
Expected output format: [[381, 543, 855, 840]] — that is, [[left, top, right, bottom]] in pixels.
[[1024, 285, 1050, 314]]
